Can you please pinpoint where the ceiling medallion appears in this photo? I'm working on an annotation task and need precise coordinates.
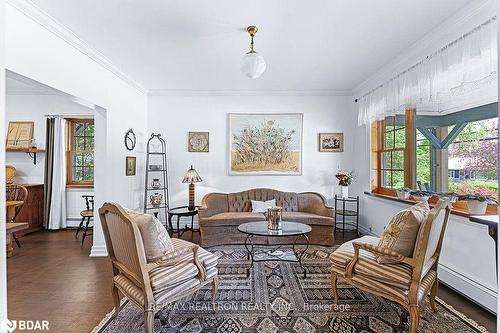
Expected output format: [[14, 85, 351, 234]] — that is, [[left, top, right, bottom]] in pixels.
[[241, 26, 267, 79]]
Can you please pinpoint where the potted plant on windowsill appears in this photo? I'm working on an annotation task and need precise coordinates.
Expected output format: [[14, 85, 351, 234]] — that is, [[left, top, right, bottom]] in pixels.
[[437, 192, 459, 209], [396, 187, 411, 200], [457, 194, 497, 215], [410, 190, 432, 202]]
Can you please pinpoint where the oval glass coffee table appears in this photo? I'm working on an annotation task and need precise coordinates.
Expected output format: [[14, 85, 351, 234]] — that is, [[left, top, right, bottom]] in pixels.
[[237, 221, 312, 278]]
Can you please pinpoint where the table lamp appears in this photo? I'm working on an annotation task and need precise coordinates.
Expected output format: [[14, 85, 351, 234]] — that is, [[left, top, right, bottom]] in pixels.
[[182, 165, 202, 210]]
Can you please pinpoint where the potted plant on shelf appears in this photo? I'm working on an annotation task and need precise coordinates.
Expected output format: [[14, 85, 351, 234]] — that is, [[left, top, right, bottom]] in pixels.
[[335, 171, 354, 199], [410, 190, 432, 202], [457, 194, 497, 215], [396, 187, 411, 200]]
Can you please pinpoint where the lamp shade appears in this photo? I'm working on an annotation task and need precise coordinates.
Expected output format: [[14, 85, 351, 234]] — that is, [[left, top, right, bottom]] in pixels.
[[241, 51, 267, 79], [182, 165, 202, 183]]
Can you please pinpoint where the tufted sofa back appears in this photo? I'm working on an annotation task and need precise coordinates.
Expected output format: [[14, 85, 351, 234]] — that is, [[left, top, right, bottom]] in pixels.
[[227, 188, 298, 212]]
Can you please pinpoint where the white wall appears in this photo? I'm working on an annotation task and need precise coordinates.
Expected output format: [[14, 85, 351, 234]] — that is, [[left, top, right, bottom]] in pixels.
[[5, 1, 148, 256], [350, 0, 498, 312], [148, 94, 357, 209], [5, 93, 92, 183], [5, 93, 95, 227]]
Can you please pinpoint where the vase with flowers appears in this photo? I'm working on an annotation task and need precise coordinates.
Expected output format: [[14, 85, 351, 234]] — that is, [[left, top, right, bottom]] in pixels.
[[336, 171, 354, 198]]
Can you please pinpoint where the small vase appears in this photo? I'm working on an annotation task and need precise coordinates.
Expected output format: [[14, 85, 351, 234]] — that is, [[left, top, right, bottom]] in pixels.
[[149, 193, 163, 207], [341, 186, 349, 199], [151, 178, 161, 189]]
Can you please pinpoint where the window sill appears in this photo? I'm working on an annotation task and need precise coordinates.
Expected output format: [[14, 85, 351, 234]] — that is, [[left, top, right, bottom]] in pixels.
[[364, 191, 498, 218], [66, 184, 94, 189]]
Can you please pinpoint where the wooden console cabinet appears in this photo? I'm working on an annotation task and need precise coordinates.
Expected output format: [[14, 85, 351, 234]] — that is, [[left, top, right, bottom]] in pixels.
[[15, 184, 44, 237]]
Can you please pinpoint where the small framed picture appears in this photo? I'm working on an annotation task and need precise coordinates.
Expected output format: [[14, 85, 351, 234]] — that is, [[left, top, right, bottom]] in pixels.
[[188, 132, 209, 152], [6, 121, 34, 149], [319, 133, 344, 152], [125, 156, 136, 176]]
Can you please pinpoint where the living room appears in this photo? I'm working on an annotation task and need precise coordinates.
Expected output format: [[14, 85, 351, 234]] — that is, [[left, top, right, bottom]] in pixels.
[[0, 0, 498, 332]]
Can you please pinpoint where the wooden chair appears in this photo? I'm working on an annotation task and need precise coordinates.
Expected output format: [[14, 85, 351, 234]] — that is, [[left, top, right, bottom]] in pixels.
[[99, 202, 219, 333], [75, 195, 94, 245], [330, 200, 451, 333], [6, 184, 28, 248]]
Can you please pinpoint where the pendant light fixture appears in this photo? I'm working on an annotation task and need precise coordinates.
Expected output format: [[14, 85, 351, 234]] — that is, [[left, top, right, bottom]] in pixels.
[[241, 26, 267, 79]]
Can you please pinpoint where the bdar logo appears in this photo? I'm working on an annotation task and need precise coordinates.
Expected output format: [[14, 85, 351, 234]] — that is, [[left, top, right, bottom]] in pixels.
[[1, 319, 17, 333]]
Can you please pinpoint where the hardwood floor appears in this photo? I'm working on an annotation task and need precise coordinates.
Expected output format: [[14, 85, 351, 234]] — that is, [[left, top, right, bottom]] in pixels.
[[7, 230, 497, 332]]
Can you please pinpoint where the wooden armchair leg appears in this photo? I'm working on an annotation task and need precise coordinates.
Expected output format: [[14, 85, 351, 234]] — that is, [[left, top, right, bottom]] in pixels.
[[211, 276, 219, 306], [111, 285, 120, 319], [330, 271, 338, 305], [408, 306, 420, 333], [144, 310, 154, 333], [430, 279, 438, 312]]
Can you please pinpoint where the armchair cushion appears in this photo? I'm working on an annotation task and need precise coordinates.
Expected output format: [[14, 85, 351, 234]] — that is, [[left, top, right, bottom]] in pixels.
[[330, 236, 413, 289], [330, 236, 379, 268], [377, 201, 429, 263], [128, 210, 174, 263], [169, 238, 219, 271], [149, 260, 201, 292], [113, 274, 145, 305], [113, 273, 203, 308], [150, 238, 219, 291]]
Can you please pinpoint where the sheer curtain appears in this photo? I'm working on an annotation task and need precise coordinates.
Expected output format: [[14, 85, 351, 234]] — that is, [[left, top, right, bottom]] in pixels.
[[45, 117, 67, 230], [358, 17, 497, 125]]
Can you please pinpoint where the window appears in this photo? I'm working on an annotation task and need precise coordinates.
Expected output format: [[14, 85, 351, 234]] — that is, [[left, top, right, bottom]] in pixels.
[[447, 118, 498, 200], [415, 129, 432, 189], [381, 115, 406, 189], [371, 104, 499, 213], [66, 119, 94, 187], [371, 109, 414, 193]]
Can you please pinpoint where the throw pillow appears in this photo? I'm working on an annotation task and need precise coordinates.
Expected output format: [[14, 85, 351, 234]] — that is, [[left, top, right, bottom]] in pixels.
[[251, 199, 276, 213], [377, 201, 430, 264], [127, 210, 174, 263]]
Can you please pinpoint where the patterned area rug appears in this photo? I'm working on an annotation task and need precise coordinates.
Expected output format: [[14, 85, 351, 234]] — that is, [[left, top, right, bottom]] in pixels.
[[94, 245, 489, 333]]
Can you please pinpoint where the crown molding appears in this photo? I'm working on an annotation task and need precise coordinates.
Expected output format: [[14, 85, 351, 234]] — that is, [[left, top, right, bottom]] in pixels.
[[353, 0, 496, 97], [148, 89, 353, 97], [7, 0, 148, 95], [6, 90, 59, 96]]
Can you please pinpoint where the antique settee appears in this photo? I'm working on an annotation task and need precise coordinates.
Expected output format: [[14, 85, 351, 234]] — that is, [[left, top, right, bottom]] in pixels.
[[198, 188, 335, 246]]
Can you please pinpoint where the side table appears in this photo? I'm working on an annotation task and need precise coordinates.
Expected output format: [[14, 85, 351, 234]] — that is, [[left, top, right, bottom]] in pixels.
[[167, 206, 199, 237], [334, 195, 359, 239]]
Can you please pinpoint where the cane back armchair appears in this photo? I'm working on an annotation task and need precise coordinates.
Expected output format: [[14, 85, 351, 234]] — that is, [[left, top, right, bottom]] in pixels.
[[99, 203, 219, 333], [330, 200, 451, 333]]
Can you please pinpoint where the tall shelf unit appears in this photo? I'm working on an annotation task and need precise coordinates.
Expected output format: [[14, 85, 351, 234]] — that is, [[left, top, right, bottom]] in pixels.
[[143, 133, 170, 227]]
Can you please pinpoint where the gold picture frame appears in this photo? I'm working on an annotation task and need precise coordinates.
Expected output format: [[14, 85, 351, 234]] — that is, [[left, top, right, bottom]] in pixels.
[[319, 133, 344, 152], [125, 156, 136, 176], [6, 121, 34, 149], [188, 132, 209, 152]]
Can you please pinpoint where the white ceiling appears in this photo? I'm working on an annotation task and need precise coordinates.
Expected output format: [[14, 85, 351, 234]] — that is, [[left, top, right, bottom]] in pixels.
[[31, 0, 472, 92]]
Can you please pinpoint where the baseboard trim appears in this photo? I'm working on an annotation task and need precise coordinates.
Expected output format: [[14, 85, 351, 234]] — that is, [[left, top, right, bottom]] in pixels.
[[66, 217, 93, 228], [438, 264, 497, 314], [90, 244, 108, 257], [358, 224, 378, 236]]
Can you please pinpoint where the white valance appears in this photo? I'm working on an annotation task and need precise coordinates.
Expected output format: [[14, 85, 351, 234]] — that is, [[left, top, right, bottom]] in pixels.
[[358, 17, 498, 125]]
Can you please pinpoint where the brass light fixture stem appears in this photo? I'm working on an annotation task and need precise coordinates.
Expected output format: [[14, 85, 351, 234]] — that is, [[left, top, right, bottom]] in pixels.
[[247, 26, 258, 53]]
